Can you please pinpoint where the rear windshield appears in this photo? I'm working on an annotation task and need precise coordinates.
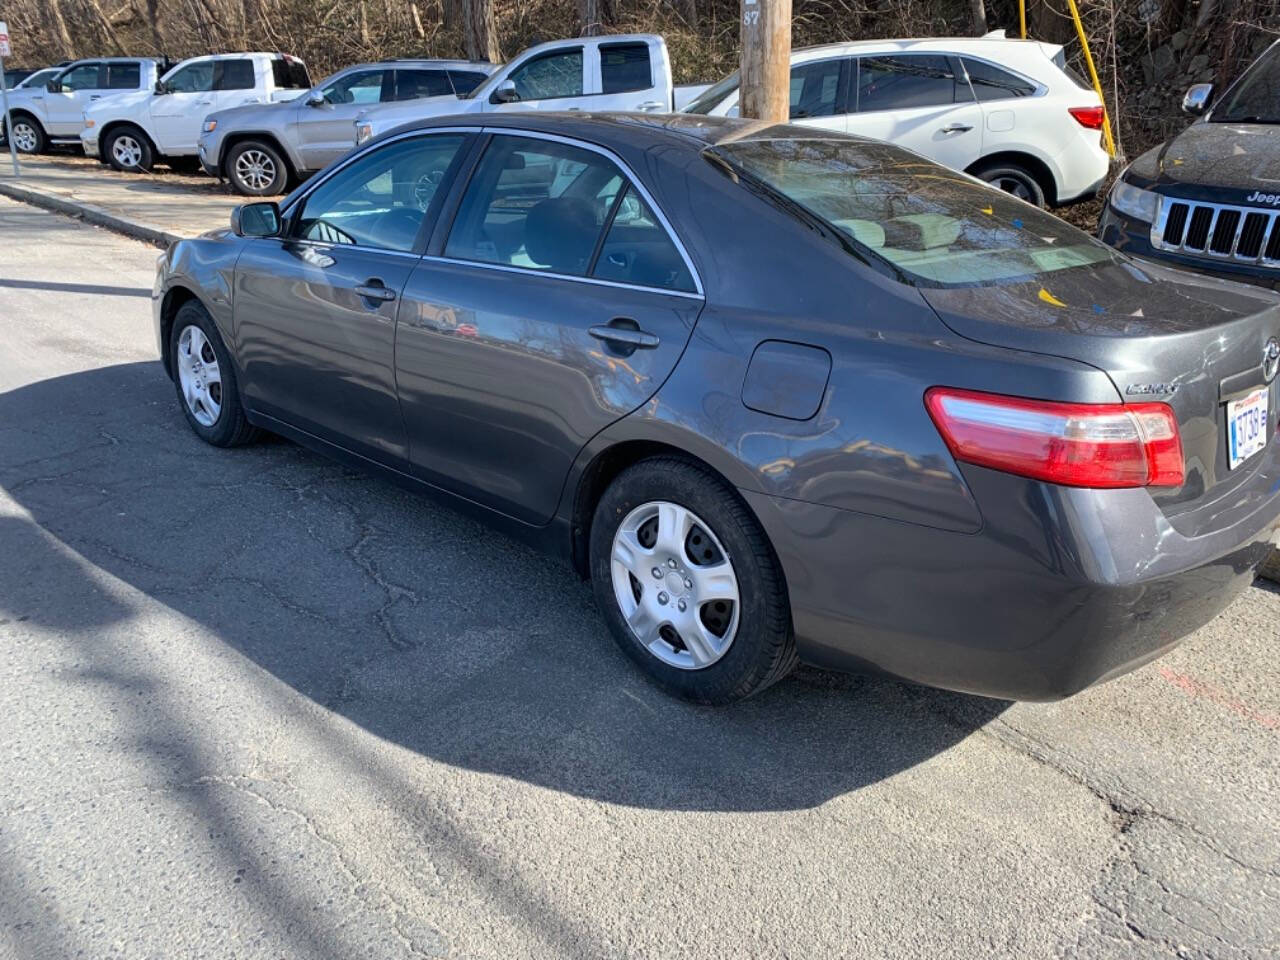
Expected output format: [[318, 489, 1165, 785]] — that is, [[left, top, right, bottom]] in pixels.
[[1213, 42, 1280, 124], [711, 136, 1123, 288], [683, 71, 739, 114], [271, 56, 311, 89]]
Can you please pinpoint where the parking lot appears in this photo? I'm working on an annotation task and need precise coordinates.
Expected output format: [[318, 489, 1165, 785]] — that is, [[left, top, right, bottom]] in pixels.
[[1, 192, 1278, 957]]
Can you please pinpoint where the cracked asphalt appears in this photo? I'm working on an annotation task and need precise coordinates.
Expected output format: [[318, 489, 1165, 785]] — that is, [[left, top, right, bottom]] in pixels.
[[1, 196, 1277, 959]]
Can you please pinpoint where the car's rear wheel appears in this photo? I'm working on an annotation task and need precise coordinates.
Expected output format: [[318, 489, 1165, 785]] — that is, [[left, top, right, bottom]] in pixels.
[[169, 300, 259, 447], [106, 126, 153, 173], [8, 115, 44, 154], [973, 161, 1046, 208], [590, 458, 797, 704], [226, 140, 289, 196]]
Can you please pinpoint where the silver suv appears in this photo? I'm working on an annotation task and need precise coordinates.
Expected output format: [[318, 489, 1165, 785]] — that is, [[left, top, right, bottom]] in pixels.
[[198, 59, 497, 194]]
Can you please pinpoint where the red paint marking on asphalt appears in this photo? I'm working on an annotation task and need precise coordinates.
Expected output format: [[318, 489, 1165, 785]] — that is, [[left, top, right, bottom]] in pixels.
[[1157, 666, 1279, 731]]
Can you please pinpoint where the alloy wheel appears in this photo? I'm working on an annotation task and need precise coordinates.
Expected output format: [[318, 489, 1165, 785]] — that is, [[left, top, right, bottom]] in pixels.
[[609, 500, 740, 670], [234, 149, 277, 192], [112, 134, 144, 169], [176, 324, 222, 427], [12, 122, 38, 153]]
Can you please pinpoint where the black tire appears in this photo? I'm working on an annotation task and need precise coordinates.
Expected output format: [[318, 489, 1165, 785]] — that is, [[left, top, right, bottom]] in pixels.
[[973, 161, 1047, 208], [105, 125, 154, 173], [7, 114, 45, 154], [589, 457, 797, 704], [225, 139, 290, 196], [168, 300, 259, 447]]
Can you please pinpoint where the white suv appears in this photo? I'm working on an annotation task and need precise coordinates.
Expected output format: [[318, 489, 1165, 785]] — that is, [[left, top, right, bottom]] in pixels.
[[684, 35, 1111, 208]]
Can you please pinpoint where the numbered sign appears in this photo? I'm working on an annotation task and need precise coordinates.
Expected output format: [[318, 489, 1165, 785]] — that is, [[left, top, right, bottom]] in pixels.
[[0, 22, 11, 59]]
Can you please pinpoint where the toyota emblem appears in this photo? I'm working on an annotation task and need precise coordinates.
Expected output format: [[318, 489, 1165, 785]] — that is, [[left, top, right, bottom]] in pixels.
[[1266, 338, 1280, 384]]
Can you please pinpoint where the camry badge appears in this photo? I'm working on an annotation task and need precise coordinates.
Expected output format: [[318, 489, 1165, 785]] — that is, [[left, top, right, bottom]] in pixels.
[[1264, 338, 1280, 383]]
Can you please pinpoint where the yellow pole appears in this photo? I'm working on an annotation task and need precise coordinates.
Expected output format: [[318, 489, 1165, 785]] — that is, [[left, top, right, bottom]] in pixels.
[[1063, 0, 1117, 158], [1018, 0, 1026, 39]]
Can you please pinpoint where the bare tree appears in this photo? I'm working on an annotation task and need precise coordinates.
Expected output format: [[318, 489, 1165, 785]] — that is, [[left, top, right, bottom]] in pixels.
[[463, 0, 500, 63], [970, 0, 987, 34], [579, 0, 605, 36]]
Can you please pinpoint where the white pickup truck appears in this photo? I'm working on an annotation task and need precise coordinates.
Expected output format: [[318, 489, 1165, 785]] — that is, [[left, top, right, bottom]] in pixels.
[[353, 35, 679, 146], [1, 57, 166, 154], [81, 52, 310, 173]]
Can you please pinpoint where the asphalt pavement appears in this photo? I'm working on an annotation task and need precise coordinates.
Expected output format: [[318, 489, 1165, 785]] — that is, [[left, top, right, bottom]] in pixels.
[[1, 196, 1277, 959]]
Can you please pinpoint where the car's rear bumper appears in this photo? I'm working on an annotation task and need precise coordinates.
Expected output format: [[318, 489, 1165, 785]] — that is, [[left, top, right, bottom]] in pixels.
[[1099, 204, 1280, 290], [742, 444, 1280, 701]]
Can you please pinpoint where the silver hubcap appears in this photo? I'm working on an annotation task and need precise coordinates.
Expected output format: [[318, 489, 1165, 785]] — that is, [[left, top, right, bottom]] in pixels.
[[112, 134, 143, 168], [176, 325, 222, 427], [990, 174, 1034, 202], [610, 501, 740, 670], [235, 149, 276, 192], [12, 122, 37, 152]]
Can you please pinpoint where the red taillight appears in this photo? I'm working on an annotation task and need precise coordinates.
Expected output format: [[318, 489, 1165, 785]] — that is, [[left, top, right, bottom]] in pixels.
[[925, 388, 1184, 489], [1068, 105, 1106, 130]]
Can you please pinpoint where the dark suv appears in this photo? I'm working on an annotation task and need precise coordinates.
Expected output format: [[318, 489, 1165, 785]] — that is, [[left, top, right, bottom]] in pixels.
[[1098, 40, 1280, 289]]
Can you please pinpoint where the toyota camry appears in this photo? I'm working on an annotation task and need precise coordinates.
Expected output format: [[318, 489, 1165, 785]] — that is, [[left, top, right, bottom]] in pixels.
[[153, 113, 1280, 704]]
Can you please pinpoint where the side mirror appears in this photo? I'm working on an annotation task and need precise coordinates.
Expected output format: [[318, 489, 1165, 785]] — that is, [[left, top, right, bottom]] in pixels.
[[306, 91, 326, 107], [1182, 83, 1214, 115], [490, 80, 519, 105], [231, 201, 282, 238]]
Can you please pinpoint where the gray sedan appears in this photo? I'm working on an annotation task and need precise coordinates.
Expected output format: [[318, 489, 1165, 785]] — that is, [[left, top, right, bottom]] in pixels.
[[154, 114, 1280, 704]]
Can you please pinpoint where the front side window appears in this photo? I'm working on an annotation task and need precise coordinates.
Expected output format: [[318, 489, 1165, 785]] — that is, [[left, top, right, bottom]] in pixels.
[[215, 60, 256, 91], [445, 135, 623, 275], [106, 62, 141, 90], [789, 59, 847, 119], [601, 42, 652, 94], [713, 137, 1122, 287], [319, 69, 388, 105], [59, 63, 102, 92], [507, 50, 583, 101], [293, 133, 468, 251], [857, 54, 965, 111], [1213, 43, 1280, 124], [165, 62, 215, 93], [961, 58, 1035, 101], [394, 69, 453, 101]]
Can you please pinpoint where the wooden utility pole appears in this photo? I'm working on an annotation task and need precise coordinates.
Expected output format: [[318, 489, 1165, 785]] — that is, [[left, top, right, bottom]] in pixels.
[[739, 0, 791, 123]]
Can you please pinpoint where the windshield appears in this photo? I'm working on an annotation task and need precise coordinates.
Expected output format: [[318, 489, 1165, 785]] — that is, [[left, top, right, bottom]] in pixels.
[[683, 71, 740, 114], [712, 136, 1124, 288], [1213, 42, 1280, 123], [15, 69, 57, 89]]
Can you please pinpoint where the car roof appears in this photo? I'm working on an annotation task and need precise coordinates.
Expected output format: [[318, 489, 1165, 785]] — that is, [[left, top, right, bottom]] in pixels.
[[344, 59, 499, 71], [788, 36, 1063, 64]]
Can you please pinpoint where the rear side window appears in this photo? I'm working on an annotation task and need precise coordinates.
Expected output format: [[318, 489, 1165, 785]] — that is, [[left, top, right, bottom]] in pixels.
[[271, 57, 311, 89], [448, 70, 489, 95], [857, 55, 966, 111], [592, 186, 695, 292], [106, 62, 141, 89], [216, 60, 256, 91], [601, 42, 652, 94], [394, 69, 453, 100], [961, 58, 1035, 101]]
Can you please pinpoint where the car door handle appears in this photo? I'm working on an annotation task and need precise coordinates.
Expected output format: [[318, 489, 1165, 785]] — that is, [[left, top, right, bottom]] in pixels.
[[940, 123, 973, 134], [636, 100, 665, 112], [89, 94, 102, 100], [589, 322, 659, 351], [355, 281, 397, 303]]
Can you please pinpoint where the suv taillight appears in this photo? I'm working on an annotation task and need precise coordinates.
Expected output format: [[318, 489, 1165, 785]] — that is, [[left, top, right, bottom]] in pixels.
[[925, 388, 1184, 489], [1068, 105, 1106, 129]]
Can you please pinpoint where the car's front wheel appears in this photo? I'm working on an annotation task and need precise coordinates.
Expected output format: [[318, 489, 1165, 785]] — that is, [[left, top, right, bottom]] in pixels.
[[226, 140, 289, 196], [105, 126, 154, 173], [169, 300, 259, 447], [590, 458, 797, 704]]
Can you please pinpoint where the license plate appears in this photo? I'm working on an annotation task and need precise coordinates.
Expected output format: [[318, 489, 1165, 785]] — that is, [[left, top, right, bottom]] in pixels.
[[1227, 387, 1270, 470]]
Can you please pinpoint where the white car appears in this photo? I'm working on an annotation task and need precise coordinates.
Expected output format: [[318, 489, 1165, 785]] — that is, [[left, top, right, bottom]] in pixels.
[[81, 53, 310, 173], [353, 34, 673, 146], [684, 35, 1112, 208]]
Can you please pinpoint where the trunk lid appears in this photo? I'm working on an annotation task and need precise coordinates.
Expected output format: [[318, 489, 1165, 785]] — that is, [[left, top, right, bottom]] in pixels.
[[921, 259, 1280, 511]]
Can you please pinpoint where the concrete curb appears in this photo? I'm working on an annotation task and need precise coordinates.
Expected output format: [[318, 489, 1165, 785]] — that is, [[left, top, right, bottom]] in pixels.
[[0, 179, 183, 248], [1261, 544, 1280, 584]]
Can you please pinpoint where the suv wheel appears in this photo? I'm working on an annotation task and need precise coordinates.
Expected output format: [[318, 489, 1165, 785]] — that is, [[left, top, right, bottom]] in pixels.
[[169, 300, 259, 447], [226, 140, 289, 196], [973, 161, 1047, 208], [9, 116, 44, 154], [590, 458, 797, 704], [106, 126, 154, 173]]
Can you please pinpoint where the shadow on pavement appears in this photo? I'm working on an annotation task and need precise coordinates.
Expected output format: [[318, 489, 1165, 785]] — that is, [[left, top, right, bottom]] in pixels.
[[1, 362, 1010, 815]]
